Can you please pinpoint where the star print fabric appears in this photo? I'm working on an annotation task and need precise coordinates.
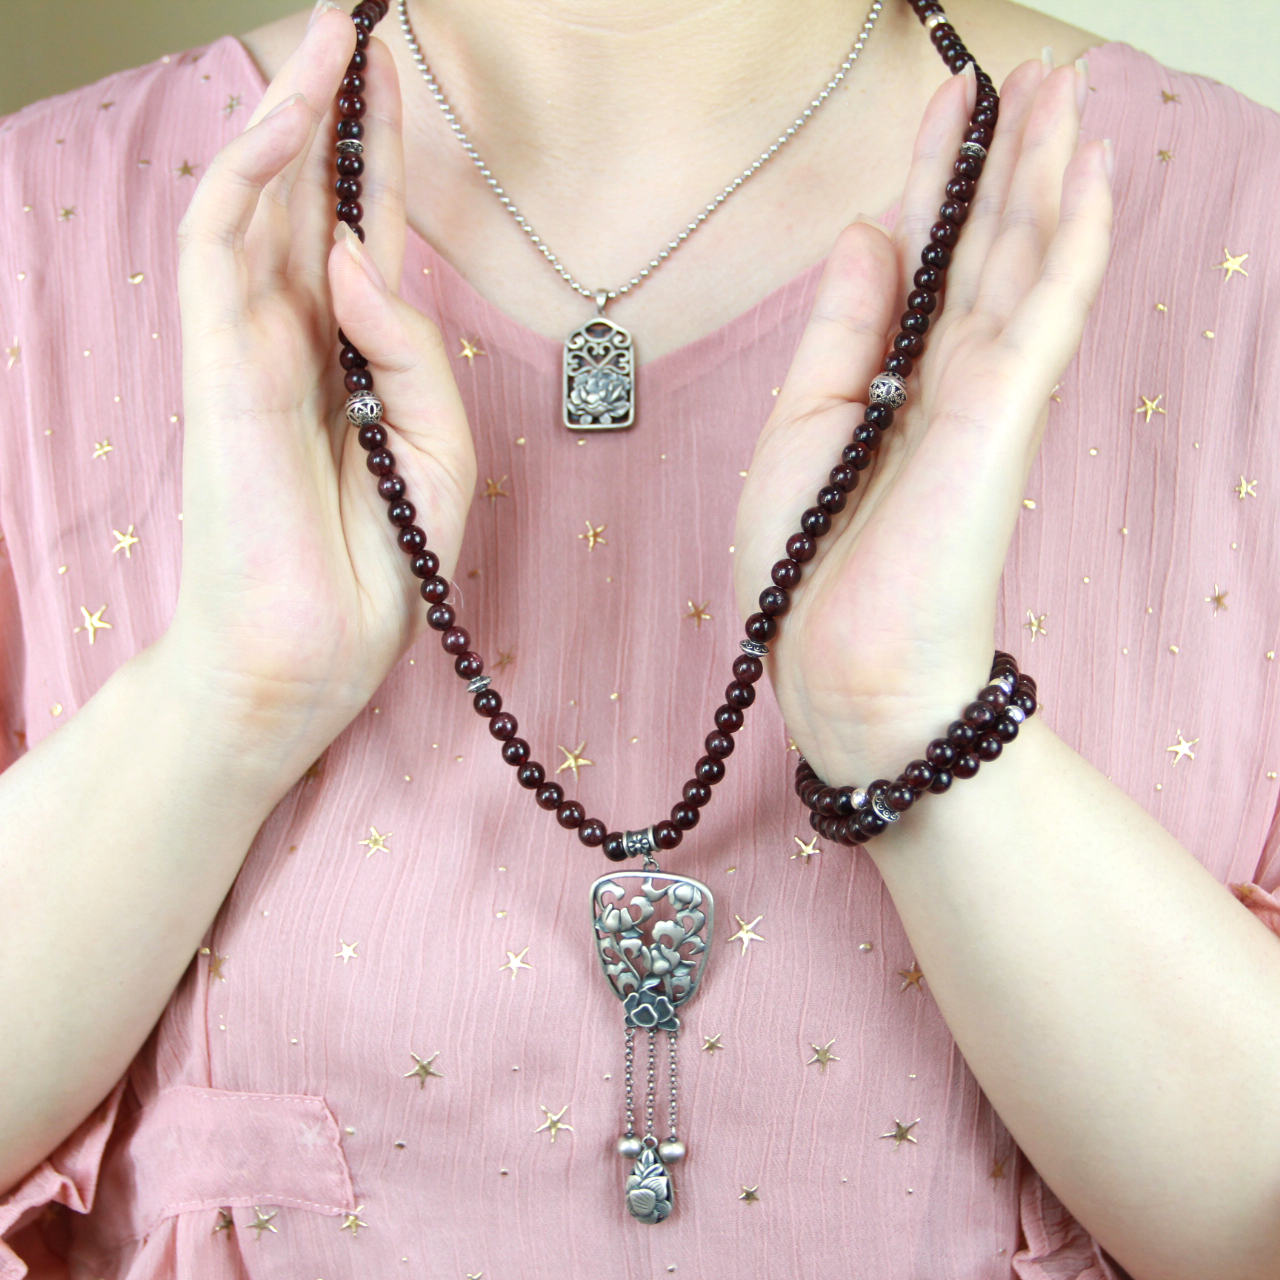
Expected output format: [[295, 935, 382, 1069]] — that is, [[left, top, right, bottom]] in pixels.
[[2, 33, 1280, 1280]]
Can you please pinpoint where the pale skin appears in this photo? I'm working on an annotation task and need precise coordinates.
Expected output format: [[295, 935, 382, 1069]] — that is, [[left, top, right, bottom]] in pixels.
[[0, 2, 1275, 1276]]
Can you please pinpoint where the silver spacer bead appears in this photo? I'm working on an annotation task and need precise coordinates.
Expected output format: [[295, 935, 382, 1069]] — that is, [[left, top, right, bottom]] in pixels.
[[851, 788, 870, 810], [869, 372, 908, 409], [870, 791, 901, 824], [960, 140, 988, 161], [466, 676, 491, 694], [657, 1138, 686, 1163], [923, 12, 949, 32], [739, 638, 770, 658], [624, 826, 658, 859], [345, 391, 384, 426], [617, 1134, 644, 1159], [1006, 705, 1026, 723], [336, 138, 365, 155]]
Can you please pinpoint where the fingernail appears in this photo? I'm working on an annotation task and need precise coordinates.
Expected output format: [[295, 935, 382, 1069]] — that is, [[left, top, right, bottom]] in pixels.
[[1040, 45, 1054, 70], [1102, 136, 1115, 182], [262, 92, 304, 121], [1074, 56, 1090, 114], [308, 0, 344, 30], [336, 220, 386, 290]]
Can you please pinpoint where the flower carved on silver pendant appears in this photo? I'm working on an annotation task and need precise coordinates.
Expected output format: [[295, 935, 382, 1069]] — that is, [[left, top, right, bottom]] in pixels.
[[568, 366, 631, 423], [625, 1147, 673, 1224], [623, 984, 679, 1032]]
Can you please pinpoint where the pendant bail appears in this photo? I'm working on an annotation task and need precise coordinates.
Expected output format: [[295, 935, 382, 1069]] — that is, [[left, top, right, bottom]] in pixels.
[[594, 289, 609, 314]]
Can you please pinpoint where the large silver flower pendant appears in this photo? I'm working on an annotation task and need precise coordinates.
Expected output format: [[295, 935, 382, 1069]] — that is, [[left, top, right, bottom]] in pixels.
[[625, 1147, 672, 1224], [563, 315, 635, 429]]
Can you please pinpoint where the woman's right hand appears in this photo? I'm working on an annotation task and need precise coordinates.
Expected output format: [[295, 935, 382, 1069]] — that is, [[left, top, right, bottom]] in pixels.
[[166, 3, 476, 753]]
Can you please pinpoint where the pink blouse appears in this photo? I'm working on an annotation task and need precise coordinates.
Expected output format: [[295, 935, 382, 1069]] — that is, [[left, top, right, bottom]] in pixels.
[[2, 30, 1280, 1280]]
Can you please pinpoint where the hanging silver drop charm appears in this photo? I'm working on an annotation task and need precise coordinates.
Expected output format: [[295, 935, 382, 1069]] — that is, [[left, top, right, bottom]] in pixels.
[[563, 290, 636, 430], [591, 861, 714, 1222]]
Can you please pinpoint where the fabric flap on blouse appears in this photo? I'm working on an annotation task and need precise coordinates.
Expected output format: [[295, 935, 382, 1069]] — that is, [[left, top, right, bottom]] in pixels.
[[85, 1085, 356, 1250]]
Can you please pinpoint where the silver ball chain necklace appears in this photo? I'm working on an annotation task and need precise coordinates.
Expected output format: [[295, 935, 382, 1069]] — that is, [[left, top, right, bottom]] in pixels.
[[395, 0, 885, 429]]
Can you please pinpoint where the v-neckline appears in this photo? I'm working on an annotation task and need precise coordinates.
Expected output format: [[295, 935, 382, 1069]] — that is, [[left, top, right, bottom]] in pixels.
[[221, 31, 1122, 381]]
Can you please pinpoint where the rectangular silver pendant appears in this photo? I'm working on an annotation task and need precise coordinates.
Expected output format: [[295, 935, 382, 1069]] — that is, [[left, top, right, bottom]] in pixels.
[[563, 315, 635, 429]]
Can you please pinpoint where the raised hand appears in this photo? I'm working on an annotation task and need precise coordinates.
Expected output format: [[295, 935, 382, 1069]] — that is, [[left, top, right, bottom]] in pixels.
[[733, 55, 1112, 785], [166, 4, 476, 752]]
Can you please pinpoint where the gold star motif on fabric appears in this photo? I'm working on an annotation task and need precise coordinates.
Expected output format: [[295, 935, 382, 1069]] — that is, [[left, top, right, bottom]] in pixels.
[[482, 475, 509, 500], [500, 945, 533, 979], [57, 206, 76, 221], [805, 1039, 840, 1071], [555, 741, 593, 781], [1236, 475, 1258, 499], [1156, 149, 1173, 163], [578, 520, 607, 550], [727, 913, 764, 955], [338, 1205, 368, 1235], [74, 603, 112, 644], [792, 834, 819, 861], [1214, 248, 1249, 282], [1205, 584, 1229, 613], [212, 1208, 234, 1233], [1166, 732, 1198, 766], [127, 272, 145, 284], [246, 1206, 278, 1238], [495, 649, 515, 670], [198, 947, 228, 982], [4, 338, 18, 370], [358, 825, 392, 857], [534, 1103, 573, 1144], [175, 159, 197, 177], [1023, 609, 1047, 642], [879, 1117, 920, 1148], [1160, 89, 1180, 104], [990, 1157, 1008, 1180], [898, 962, 926, 992], [738, 1185, 760, 1204], [111, 524, 139, 558], [403, 1050, 443, 1088], [224, 94, 242, 115], [335, 939, 359, 963], [685, 600, 713, 627], [92, 438, 113, 458], [458, 336, 485, 362], [703, 1033, 725, 1053], [1134, 393, 1166, 424]]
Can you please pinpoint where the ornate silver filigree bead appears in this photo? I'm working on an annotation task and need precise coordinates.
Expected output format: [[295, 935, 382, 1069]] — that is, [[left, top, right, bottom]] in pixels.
[[1006, 705, 1027, 723], [869, 371, 908, 409], [960, 140, 988, 161], [623, 827, 658, 859], [336, 138, 365, 155], [739, 638, 769, 658], [466, 676, 491, 694], [345, 391, 383, 426], [870, 791, 901, 824]]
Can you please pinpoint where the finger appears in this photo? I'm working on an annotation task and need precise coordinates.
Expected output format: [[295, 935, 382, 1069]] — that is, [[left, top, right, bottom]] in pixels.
[[969, 62, 1083, 330], [890, 62, 977, 310], [940, 57, 1049, 317], [248, 7, 357, 287], [770, 220, 899, 423], [327, 223, 475, 510], [176, 93, 315, 330]]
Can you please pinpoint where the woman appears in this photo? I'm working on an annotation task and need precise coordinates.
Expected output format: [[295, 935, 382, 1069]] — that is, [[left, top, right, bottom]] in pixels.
[[1, 0, 1278, 1276]]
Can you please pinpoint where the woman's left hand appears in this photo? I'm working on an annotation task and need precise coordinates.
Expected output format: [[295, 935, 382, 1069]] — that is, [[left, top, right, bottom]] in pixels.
[[732, 53, 1113, 787]]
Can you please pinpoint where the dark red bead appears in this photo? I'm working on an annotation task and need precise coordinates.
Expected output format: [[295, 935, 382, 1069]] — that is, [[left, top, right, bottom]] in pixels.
[[556, 800, 585, 829], [904, 759, 936, 790], [845, 441, 874, 471], [859, 812, 887, 838], [887, 784, 916, 812], [786, 533, 816, 562], [732, 655, 763, 684], [725, 680, 755, 709], [928, 768, 953, 794], [978, 685, 1010, 710], [714, 704, 743, 733], [829, 464, 858, 493], [771, 558, 801, 588], [340, 343, 366, 369], [654, 821, 682, 850], [925, 738, 955, 768], [885, 352, 913, 378], [952, 752, 980, 779], [337, 118, 363, 140], [817, 484, 847, 514], [914, 265, 944, 292], [815, 788, 840, 816], [976, 734, 1003, 761], [907, 289, 936, 314], [865, 402, 894, 429], [853, 424, 879, 447], [340, 72, 365, 94], [894, 332, 924, 358], [696, 755, 725, 784], [953, 155, 980, 180], [357, 423, 385, 450], [501, 738, 529, 765], [338, 95, 366, 118], [377, 473, 404, 500], [579, 819, 606, 847], [945, 177, 975, 202], [366, 446, 394, 474], [346, 367, 373, 391], [336, 200, 362, 225], [745, 612, 776, 643], [705, 732, 734, 759], [1014, 690, 1037, 716], [682, 779, 711, 807], [963, 701, 995, 730], [993, 715, 1020, 742], [442, 626, 469, 654], [901, 308, 930, 335], [517, 762, 545, 789], [759, 586, 789, 616], [354, 25, 369, 48], [335, 177, 361, 201], [966, 126, 994, 149], [347, 48, 367, 71], [410, 550, 439, 579], [940, 199, 969, 226], [489, 712, 518, 741], [603, 832, 627, 861], [426, 603, 455, 631], [535, 782, 563, 810], [388, 499, 415, 527], [397, 526, 425, 553], [454, 652, 483, 678], [420, 576, 449, 603], [336, 153, 364, 176], [473, 689, 501, 716], [947, 719, 977, 747], [930, 220, 959, 248], [921, 241, 951, 268], [671, 804, 700, 831], [800, 506, 830, 536]]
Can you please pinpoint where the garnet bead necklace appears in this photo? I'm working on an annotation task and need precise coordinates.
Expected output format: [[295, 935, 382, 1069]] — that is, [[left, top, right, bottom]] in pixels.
[[329, 0, 1024, 1224]]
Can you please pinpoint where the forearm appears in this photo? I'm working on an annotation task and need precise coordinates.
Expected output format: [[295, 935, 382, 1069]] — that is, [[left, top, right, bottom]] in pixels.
[[856, 714, 1280, 1280], [0, 634, 327, 1196]]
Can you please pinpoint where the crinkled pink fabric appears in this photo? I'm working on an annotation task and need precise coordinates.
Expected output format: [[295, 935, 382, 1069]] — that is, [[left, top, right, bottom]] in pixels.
[[1, 32, 1279, 1280]]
